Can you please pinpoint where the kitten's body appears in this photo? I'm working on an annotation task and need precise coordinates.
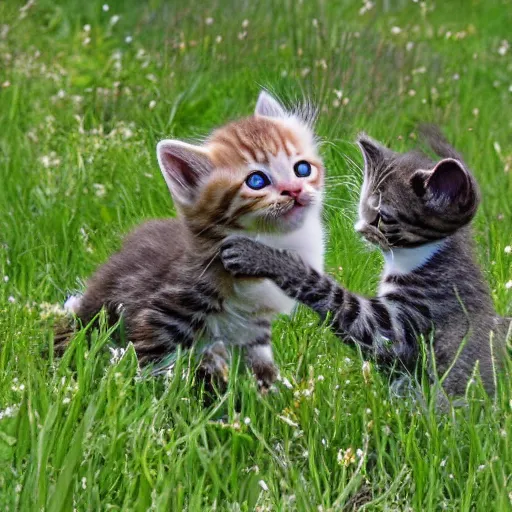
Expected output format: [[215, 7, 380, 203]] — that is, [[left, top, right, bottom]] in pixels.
[[58, 92, 325, 388], [221, 127, 510, 399]]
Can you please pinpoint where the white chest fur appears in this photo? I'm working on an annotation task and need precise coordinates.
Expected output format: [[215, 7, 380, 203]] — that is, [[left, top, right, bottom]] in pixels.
[[206, 207, 324, 345]]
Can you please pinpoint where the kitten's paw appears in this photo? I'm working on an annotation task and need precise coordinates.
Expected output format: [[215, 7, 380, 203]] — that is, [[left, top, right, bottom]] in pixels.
[[197, 342, 230, 386], [220, 236, 273, 278], [252, 362, 279, 394]]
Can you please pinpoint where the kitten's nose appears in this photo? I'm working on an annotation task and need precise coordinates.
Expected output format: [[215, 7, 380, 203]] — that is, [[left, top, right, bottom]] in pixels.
[[280, 187, 303, 199]]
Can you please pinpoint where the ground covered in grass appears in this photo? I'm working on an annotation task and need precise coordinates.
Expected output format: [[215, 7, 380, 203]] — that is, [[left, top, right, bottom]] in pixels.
[[1, 0, 511, 510]]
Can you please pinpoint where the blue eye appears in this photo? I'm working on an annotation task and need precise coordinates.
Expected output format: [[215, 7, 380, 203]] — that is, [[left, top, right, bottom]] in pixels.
[[246, 171, 270, 190], [294, 160, 312, 177]]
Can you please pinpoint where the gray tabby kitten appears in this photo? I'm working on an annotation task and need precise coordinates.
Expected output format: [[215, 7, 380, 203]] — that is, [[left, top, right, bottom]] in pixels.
[[221, 127, 511, 398]]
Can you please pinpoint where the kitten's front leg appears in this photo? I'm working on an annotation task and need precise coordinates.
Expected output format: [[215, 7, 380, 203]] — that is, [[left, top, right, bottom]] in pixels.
[[197, 340, 230, 385], [245, 321, 278, 392]]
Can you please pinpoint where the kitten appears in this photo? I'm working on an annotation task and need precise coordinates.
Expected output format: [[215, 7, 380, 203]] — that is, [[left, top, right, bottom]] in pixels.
[[220, 126, 511, 399], [57, 91, 325, 390]]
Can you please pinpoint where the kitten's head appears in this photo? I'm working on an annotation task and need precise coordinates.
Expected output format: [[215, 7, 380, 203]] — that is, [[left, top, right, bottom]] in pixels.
[[156, 91, 323, 238], [355, 130, 480, 251]]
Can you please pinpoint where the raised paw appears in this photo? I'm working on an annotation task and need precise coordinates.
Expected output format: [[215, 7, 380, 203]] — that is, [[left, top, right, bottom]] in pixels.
[[220, 236, 275, 278]]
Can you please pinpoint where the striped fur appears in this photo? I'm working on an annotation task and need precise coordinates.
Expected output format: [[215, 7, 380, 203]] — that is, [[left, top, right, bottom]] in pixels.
[[221, 128, 510, 399], [58, 91, 325, 389]]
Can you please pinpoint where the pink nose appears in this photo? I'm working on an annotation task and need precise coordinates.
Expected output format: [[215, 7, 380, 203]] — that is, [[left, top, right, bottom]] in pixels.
[[280, 187, 302, 199]]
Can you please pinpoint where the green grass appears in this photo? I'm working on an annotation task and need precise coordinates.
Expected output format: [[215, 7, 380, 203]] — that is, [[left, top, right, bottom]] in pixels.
[[1, 0, 512, 509]]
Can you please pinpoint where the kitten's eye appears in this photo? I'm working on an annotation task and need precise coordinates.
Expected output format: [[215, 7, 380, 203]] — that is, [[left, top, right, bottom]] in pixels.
[[246, 171, 271, 190], [294, 160, 312, 178]]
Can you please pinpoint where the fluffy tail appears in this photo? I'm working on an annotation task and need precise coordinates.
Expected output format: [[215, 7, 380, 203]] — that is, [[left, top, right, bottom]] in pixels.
[[419, 124, 465, 162]]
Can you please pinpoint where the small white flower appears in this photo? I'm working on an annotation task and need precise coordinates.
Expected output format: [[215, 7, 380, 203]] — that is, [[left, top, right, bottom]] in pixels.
[[110, 15, 120, 25], [440, 458, 447, 467], [205, 17, 214, 25], [356, 448, 364, 458], [81, 477, 87, 489], [149, 100, 157, 109], [258, 480, 269, 491], [243, 417, 251, 425], [504, 246, 511, 254], [102, 4, 109, 12], [406, 41, 414, 51], [505, 280, 512, 289], [125, 35, 133, 44], [215, 35, 222, 44], [62, 397, 71, 404], [3, 275, 9, 282], [391, 26, 402, 35], [83, 24, 91, 32], [242, 19, 249, 28], [317, 375, 325, 381], [8, 296, 16, 303]]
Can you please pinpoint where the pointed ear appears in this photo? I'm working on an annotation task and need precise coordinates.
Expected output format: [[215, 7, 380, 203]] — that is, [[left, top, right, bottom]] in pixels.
[[357, 134, 387, 169], [425, 158, 470, 201], [156, 140, 214, 206], [255, 91, 287, 118]]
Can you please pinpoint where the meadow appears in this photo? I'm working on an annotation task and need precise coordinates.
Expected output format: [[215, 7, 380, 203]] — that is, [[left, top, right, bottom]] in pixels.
[[0, 0, 511, 509]]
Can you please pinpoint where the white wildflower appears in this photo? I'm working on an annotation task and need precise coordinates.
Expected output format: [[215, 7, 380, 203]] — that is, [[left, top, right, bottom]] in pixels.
[[504, 246, 511, 254], [258, 480, 269, 491], [149, 100, 156, 109], [391, 26, 402, 35], [205, 17, 214, 25], [125, 35, 133, 44], [109, 347, 126, 364], [62, 397, 71, 404], [505, 280, 512, 289], [242, 19, 249, 28], [8, 296, 16, 303], [83, 24, 91, 32], [498, 40, 509, 56], [93, 183, 106, 197], [102, 4, 109, 12], [110, 15, 120, 25]]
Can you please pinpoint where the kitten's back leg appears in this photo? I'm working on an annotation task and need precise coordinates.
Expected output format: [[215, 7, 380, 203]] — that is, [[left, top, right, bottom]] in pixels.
[[244, 320, 278, 392]]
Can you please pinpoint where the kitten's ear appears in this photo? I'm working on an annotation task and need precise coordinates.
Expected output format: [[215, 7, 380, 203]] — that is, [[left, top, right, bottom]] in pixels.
[[411, 158, 478, 209], [426, 158, 470, 201], [255, 91, 287, 118], [156, 140, 214, 206], [357, 134, 387, 169]]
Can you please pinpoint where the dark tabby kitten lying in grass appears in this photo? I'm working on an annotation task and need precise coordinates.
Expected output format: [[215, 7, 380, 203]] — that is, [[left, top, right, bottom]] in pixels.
[[221, 126, 511, 400]]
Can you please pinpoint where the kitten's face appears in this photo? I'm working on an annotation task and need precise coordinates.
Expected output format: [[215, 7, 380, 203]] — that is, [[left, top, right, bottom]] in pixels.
[[355, 136, 479, 251], [156, 92, 323, 237]]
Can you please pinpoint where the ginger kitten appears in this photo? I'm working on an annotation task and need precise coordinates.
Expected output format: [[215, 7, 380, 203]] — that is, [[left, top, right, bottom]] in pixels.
[[58, 91, 325, 389], [220, 126, 510, 401]]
